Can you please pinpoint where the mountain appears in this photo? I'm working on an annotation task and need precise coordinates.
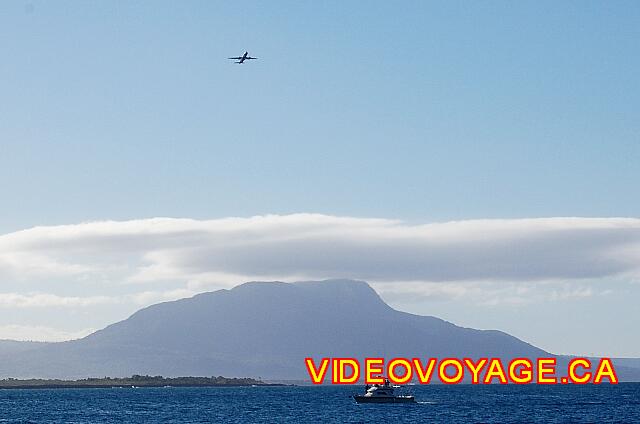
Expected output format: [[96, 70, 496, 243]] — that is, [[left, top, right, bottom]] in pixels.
[[0, 280, 638, 380], [0, 340, 50, 356]]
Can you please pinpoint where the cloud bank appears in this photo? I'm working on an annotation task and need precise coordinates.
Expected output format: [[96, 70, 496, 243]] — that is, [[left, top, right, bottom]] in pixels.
[[1, 214, 639, 288], [1, 214, 639, 341]]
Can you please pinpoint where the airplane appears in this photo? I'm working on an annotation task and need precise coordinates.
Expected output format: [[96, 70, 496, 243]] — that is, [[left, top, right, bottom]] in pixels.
[[228, 51, 257, 64]]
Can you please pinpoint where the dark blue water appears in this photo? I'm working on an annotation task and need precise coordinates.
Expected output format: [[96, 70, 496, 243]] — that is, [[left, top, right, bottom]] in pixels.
[[1, 384, 639, 423]]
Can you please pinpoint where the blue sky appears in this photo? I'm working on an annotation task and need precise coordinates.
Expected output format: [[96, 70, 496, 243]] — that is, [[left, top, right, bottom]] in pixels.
[[1, 1, 639, 356], [2, 1, 639, 231]]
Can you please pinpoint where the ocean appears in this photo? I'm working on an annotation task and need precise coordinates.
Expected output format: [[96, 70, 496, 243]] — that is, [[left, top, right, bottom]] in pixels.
[[1, 384, 638, 423]]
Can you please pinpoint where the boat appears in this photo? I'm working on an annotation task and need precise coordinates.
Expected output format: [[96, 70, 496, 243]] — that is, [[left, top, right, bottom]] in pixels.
[[353, 379, 415, 403]]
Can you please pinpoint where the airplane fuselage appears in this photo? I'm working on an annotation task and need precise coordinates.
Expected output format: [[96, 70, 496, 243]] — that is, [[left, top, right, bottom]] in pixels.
[[228, 51, 256, 64]]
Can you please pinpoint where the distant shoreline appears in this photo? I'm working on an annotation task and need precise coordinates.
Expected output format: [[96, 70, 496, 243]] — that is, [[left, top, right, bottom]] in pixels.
[[0, 384, 287, 390], [0, 375, 288, 390]]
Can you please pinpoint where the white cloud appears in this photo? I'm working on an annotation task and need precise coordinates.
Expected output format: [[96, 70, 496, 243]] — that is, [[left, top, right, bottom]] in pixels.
[[372, 280, 606, 307], [0, 251, 92, 279], [0, 293, 115, 308], [1, 214, 639, 289]]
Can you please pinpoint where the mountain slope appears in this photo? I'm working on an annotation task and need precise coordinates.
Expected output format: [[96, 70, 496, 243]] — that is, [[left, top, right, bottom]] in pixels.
[[0, 279, 625, 380], [0, 340, 50, 356]]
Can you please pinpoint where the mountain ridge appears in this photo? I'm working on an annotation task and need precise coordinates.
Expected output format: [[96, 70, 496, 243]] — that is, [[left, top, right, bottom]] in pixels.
[[1, 279, 638, 381]]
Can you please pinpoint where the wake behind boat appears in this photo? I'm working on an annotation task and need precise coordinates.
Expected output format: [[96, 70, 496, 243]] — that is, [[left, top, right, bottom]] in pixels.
[[353, 379, 416, 403]]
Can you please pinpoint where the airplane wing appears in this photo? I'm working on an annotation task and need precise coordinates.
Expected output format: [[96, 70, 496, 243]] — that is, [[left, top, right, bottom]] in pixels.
[[228, 57, 243, 60], [246, 57, 257, 60]]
